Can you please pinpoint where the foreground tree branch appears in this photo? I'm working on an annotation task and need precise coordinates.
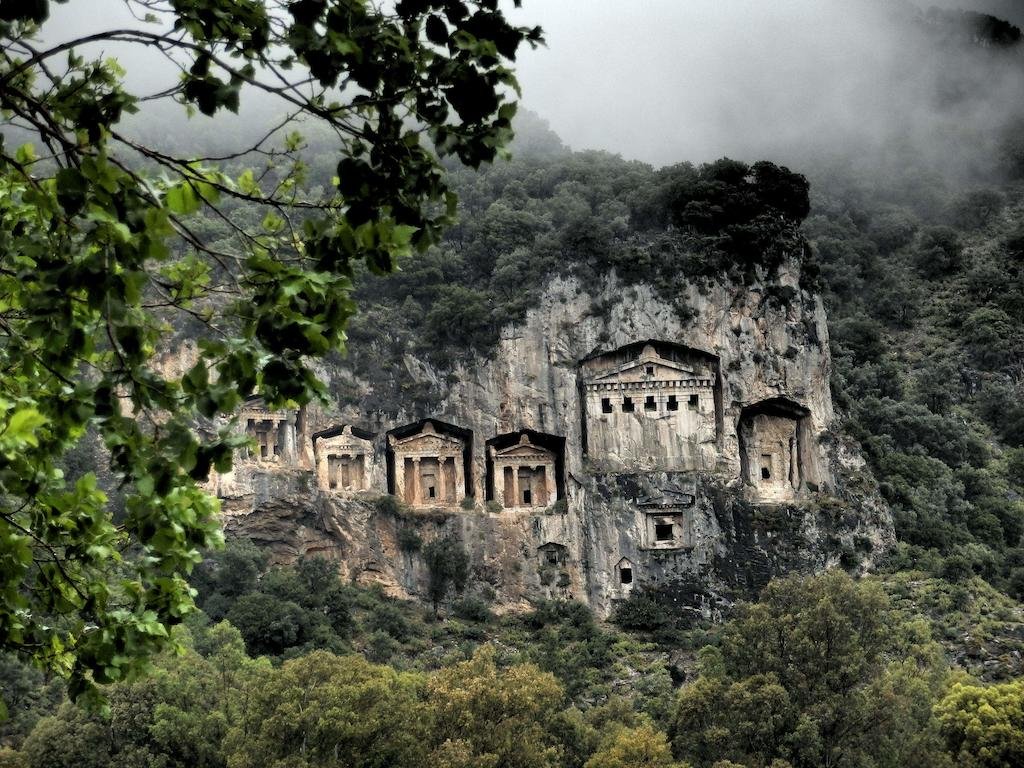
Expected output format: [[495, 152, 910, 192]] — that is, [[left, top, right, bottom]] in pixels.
[[0, 0, 541, 704]]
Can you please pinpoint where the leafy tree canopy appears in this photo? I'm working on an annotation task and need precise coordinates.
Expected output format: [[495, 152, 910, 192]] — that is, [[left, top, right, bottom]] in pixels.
[[670, 572, 952, 768], [0, 0, 540, 702]]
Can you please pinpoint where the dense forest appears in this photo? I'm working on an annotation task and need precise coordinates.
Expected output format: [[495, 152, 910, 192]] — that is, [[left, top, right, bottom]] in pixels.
[[4, 2, 1024, 768]]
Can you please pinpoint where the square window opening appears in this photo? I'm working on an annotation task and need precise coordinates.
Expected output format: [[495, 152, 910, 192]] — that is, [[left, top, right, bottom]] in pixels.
[[601, 397, 613, 414], [622, 397, 634, 413], [523, 489, 532, 505], [428, 486, 436, 499], [645, 366, 654, 376], [260, 445, 268, 458], [654, 523, 674, 542], [688, 394, 699, 409], [667, 395, 679, 411], [546, 551, 558, 565], [620, 567, 633, 585], [645, 396, 657, 411]]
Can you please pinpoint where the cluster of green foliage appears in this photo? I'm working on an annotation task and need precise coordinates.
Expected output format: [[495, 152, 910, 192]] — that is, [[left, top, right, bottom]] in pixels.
[[0, 0, 540, 700], [186, 541, 641, 697], [333, 146, 812, 402], [807, 162, 1024, 589], [3, 567, 1021, 768]]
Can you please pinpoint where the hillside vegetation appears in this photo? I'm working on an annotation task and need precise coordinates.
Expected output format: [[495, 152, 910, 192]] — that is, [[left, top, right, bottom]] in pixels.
[[9, 117, 1023, 768], [4, 5, 1024, 768]]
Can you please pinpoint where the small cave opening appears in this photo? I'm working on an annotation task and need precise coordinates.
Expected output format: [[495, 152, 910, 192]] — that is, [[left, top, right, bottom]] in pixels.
[[617, 557, 635, 586]]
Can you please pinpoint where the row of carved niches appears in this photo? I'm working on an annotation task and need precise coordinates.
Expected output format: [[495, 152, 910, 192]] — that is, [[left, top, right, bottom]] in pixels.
[[738, 397, 819, 502], [306, 420, 568, 511], [581, 341, 721, 472]]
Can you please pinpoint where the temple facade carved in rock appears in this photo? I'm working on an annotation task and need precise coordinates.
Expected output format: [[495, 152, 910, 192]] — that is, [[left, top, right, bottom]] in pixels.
[[215, 283, 870, 620], [738, 397, 820, 503], [581, 343, 719, 472], [313, 425, 374, 493], [238, 396, 307, 466], [388, 421, 469, 508]]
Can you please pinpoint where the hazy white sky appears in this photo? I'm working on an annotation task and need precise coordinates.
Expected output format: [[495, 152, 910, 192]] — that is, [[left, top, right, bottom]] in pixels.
[[504, 0, 1024, 166], [32, 1, 1024, 169]]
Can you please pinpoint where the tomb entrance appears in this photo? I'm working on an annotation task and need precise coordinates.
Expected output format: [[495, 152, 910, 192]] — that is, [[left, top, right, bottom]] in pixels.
[[313, 425, 375, 493], [239, 396, 302, 465], [580, 341, 720, 471], [387, 420, 471, 508], [738, 397, 815, 502], [485, 430, 566, 509]]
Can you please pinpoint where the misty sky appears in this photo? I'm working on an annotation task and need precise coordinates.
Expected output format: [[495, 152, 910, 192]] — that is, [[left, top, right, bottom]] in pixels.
[[30, 1, 1024, 170], [505, 0, 1024, 167]]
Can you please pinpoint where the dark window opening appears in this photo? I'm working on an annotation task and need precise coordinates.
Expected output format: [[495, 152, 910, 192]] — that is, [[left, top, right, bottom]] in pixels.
[[620, 566, 633, 584], [667, 395, 679, 411], [428, 486, 436, 498], [645, 395, 657, 411], [329, 479, 337, 489], [523, 489, 532, 504], [622, 397, 634, 412], [260, 444, 268, 458], [761, 454, 772, 481], [601, 397, 613, 413], [761, 467, 771, 480], [273, 443, 281, 456], [645, 366, 654, 376], [688, 394, 699, 409], [655, 523, 674, 542], [546, 550, 558, 565]]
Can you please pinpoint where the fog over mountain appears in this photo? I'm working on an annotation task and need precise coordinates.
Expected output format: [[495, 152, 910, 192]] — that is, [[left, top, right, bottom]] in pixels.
[[506, 0, 1024, 173], [27, 1, 1024, 176]]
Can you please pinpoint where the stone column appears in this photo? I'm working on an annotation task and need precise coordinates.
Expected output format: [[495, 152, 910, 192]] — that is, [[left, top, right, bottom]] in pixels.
[[411, 457, 421, 505], [790, 437, 800, 489], [395, 456, 406, 501], [494, 462, 505, 508], [437, 457, 447, 503], [538, 465, 549, 506], [265, 420, 276, 460], [454, 454, 465, 503], [282, 412, 297, 464], [511, 466, 520, 508], [354, 454, 365, 490]]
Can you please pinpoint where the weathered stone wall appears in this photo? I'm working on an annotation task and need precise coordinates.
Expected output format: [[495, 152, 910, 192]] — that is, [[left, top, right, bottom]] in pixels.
[[211, 260, 894, 617]]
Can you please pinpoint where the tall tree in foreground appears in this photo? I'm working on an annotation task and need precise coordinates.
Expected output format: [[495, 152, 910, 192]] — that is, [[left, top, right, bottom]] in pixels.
[[670, 573, 953, 768], [0, 0, 540, 702]]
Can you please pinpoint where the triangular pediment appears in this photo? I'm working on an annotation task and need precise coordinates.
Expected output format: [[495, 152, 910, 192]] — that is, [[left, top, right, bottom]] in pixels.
[[397, 432, 463, 446], [394, 426, 464, 450], [590, 351, 699, 382], [240, 396, 290, 420], [495, 440, 554, 460]]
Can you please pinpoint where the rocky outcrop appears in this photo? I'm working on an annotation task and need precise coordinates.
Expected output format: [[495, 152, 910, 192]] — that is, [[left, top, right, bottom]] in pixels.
[[213, 261, 894, 618]]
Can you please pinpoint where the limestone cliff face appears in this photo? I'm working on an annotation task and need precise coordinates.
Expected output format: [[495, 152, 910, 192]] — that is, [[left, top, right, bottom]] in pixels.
[[212, 261, 893, 618]]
